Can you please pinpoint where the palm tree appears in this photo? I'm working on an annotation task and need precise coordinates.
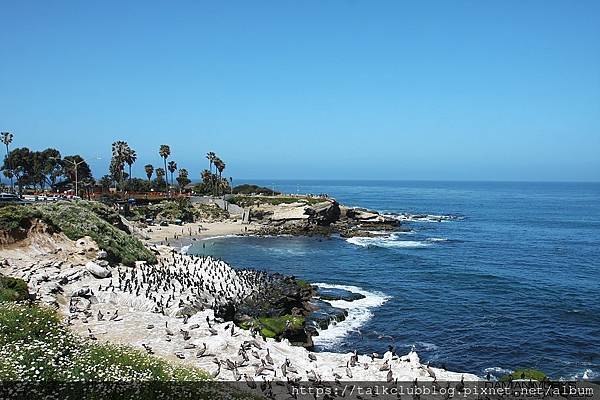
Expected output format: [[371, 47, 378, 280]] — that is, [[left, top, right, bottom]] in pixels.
[[159, 145, 170, 191], [144, 164, 154, 181], [167, 160, 177, 187], [111, 141, 129, 191], [206, 152, 216, 194], [124, 147, 137, 189], [176, 168, 190, 193], [1, 132, 14, 189], [155, 167, 166, 188], [214, 157, 225, 196], [206, 152, 216, 173]]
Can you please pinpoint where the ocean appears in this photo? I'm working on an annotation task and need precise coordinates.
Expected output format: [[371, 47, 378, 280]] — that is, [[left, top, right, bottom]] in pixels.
[[187, 180, 600, 380]]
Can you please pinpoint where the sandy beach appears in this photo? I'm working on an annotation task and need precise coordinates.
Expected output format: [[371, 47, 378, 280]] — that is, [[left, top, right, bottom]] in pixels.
[[139, 220, 261, 244]]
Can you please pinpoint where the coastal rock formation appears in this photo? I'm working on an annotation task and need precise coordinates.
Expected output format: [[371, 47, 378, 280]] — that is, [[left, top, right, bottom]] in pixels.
[[251, 198, 401, 237], [316, 286, 367, 302], [306, 299, 348, 331], [85, 261, 111, 278], [0, 202, 479, 385]]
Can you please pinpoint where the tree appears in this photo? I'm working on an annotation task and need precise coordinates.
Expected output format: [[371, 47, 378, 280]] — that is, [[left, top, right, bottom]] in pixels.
[[42, 149, 63, 189], [111, 141, 129, 191], [206, 152, 216, 194], [214, 157, 225, 195], [155, 168, 166, 188], [167, 160, 177, 187], [62, 155, 92, 196], [176, 168, 190, 192], [159, 145, 170, 191], [98, 175, 113, 192], [2, 147, 32, 193], [144, 164, 154, 181], [1, 132, 14, 189], [124, 147, 137, 189], [206, 152, 216, 173], [32, 148, 61, 190], [80, 177, 96, 200], [201, 169, 211, 184]]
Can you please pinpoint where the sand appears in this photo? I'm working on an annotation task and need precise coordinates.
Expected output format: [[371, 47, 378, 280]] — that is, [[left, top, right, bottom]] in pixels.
[[138, 220, 260, 244]]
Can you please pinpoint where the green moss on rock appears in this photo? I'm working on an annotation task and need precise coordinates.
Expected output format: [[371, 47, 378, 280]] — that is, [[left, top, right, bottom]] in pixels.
[[501, 368, 547, 381], [240, 315, 305, 338]]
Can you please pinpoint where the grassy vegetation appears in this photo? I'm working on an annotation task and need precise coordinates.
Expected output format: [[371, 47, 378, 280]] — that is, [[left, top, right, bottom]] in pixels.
[[240, 315, 305, 339], [130, 199, 228, 223], [194, 204, 229, 220], [230, 195, 325, 207], [0, 201, 156, 266], [501, 368, 547, 381], [0, 276, 29, 302]]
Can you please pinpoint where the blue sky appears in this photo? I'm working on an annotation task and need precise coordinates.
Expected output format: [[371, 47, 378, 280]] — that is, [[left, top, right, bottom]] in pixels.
[[1, 1, 598, 181]]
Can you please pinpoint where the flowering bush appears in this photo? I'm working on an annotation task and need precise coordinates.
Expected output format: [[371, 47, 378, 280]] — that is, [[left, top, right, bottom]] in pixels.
[[0, 303, 208, 381]]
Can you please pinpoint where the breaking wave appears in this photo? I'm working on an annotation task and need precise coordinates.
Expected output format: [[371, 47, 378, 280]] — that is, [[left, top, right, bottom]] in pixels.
[[312, 283, 390, 348]]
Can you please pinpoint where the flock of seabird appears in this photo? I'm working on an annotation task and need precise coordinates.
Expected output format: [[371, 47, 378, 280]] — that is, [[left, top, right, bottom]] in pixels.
[[94, 250, 276, 316], [64, 247, 469, 395]]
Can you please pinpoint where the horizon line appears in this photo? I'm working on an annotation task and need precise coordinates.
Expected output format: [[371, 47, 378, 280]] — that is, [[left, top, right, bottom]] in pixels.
[[230, 178, 600, 184]]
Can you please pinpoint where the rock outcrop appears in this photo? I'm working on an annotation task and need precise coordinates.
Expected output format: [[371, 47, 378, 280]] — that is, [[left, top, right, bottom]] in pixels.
[[85, 261, 111, 278], [249, 198, 401, 237]]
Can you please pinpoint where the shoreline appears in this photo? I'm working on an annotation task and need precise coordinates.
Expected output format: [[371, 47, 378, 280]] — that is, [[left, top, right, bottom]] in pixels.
[[0, 199, 482, 384], [65, 245, 479, 383]]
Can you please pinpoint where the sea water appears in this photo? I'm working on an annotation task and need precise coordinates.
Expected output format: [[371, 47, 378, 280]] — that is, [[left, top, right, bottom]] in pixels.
[[188, 180, 600, 380]]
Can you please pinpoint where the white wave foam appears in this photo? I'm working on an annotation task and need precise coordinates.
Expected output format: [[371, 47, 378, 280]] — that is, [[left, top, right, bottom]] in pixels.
[[416, 341, 439, 351], [346, 236, 431, 249], [484, 366, 513, 379], [383, 213, 463, 223], [365, 230, 413, 236], [427, 237, 448, 242], [199, 234, 241, 241], [179, 244, 191, 254], [570, 368, 597, 380], [312, 283, 391, 348]]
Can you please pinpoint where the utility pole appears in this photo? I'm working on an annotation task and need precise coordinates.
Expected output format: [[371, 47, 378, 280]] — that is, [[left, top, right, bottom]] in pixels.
[[62, 158, 86, 198]]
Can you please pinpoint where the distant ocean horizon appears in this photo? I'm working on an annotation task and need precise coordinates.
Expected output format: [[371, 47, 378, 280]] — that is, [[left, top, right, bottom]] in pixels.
[[191, 178, 600, 185], [189, 180, 600, 380]]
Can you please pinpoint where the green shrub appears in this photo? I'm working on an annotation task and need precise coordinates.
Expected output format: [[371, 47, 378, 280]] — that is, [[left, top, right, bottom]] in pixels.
[[0, 205, 42, 232], [0, 303, 209, 381], [232, 184, 280, 195], [0, 201, 156, 266], [0, 276, 29, 302], [38, 202, 156, 266]]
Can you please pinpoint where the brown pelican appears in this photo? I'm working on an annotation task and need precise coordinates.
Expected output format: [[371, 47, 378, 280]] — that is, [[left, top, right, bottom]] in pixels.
[[244, 374, 257, 389], [165, 321, 174, 336], [265, 348, 274, 365], [196, 343, 207, 358]]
